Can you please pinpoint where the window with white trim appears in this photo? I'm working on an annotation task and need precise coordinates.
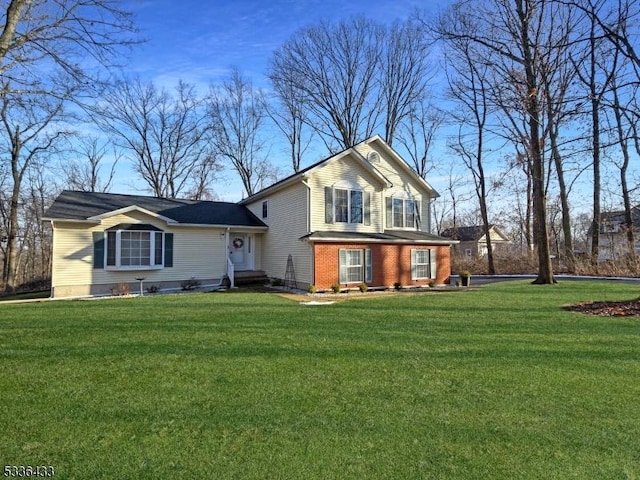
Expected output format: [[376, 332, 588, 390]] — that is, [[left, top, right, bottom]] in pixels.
[[411, 249, 436, 280], [386, 194, 420, 229], [339, 248, 372, 284], [105, 225, 166, 270], [325, 185, 370, 225]]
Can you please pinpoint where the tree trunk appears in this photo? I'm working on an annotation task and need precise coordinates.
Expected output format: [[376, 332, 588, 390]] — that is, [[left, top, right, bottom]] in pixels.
[[517, 0, 555, 284], [4, 181, 20, 293]]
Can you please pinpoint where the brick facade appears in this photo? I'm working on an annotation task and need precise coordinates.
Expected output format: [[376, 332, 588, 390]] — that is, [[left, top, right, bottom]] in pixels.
[[313, 243, 452, 289]]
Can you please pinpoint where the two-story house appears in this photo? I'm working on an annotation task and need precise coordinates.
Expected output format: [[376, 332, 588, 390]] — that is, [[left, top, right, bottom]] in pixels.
[[44, 135, 456, 298]]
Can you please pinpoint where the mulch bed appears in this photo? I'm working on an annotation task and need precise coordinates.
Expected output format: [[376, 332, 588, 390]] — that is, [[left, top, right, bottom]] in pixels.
[[563, 298, 640, 317]]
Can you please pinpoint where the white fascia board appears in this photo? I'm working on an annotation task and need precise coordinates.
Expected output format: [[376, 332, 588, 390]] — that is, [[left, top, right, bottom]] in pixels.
[[42, 218, 100, 224], [86, 205, 178, 224]]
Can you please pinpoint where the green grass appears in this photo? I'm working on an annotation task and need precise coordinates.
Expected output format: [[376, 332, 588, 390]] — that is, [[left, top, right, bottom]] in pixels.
[[1, 281, 639, 479]]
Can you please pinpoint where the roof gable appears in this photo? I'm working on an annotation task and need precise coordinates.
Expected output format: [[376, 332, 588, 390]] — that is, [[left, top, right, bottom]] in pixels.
[[240, 135, 436, 204], [440, 225, 509, 242], [359, 135, 439, 198]]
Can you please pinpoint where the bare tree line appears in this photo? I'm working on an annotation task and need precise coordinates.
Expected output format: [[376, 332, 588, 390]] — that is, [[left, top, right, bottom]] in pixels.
[[2, 0, 640, 293]]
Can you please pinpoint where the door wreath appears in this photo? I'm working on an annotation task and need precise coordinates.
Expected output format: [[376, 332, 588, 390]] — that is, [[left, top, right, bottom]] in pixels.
[[232, 237, 244, 249]]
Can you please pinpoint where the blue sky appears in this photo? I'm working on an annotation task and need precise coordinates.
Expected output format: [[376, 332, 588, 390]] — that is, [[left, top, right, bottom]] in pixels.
[[129, 0, 438, 88], [105, 0, 447, 201]]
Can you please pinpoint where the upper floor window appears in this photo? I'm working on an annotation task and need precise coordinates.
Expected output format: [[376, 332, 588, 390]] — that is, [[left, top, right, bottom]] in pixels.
[[325, 183, 370, 225], [262, 200, 268, 218], [386, 193, 420, 229]]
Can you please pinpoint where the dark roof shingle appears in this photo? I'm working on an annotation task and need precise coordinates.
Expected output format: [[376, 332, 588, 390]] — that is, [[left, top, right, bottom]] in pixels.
[[44, 191, 267, 228]]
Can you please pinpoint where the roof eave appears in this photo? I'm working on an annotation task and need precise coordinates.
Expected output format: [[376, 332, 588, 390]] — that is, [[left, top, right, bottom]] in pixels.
[[43, 217, 101, 224]]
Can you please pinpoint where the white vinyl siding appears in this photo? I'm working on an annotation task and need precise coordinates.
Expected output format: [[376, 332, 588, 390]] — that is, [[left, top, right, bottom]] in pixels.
[[245, 182, 312, 286], [51, 211, 227, 296], [309, 155, 381, 233], [355, 142, 434, 233]]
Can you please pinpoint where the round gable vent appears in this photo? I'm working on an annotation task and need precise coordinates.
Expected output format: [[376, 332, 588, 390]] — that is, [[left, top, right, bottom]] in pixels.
[[367, 151, 380, 163]]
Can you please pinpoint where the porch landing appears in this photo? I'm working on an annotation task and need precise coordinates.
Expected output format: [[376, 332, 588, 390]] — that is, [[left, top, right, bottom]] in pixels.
[[234, 270, 269, 286]]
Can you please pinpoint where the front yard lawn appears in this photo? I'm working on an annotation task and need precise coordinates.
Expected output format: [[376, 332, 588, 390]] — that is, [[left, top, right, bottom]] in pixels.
[[1, 280, 639, 479]]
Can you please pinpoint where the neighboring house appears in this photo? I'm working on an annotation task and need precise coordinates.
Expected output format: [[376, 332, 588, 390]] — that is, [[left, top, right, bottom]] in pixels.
[[440, 225, 511, 258], [44, 135, 457, 298], [588, 206, 640, 261]]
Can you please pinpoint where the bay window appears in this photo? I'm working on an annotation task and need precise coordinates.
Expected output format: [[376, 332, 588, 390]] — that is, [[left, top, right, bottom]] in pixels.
[[93, 223, 173, 270]]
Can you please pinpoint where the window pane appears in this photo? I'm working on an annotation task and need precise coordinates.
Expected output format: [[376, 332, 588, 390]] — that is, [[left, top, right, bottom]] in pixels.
[[120, 231, 151, 267], [335, 189, 348, 223], [405, 200, 415, 229], [350, 190, 363, 224], [339, 249, 363, 283], [393, 199, 404, 228], [413, 250, 429, 279]]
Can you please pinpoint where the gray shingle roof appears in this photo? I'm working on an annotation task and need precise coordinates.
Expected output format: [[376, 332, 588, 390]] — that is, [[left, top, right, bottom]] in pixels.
[[44, 190, 267, 228], [440, 225, 489, 242]]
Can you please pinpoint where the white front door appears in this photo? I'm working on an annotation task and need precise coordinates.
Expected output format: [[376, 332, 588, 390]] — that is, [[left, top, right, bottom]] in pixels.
[[229, 233, 253, 270]]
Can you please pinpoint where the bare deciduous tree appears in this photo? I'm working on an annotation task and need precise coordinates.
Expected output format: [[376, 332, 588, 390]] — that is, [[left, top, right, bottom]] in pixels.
[[208, 67, 276, 197], [396, 96, 444, 180], [0, 0, 137, 292], [269, 16, 435, 153], [63, 137, 119, 193], [97, 78, 219, 199], [444, 36, 498, 274], [380, 19, 432, 147], [266, 78, 313, 173], [0, 86, 69, 292], [269, 17, 384, 151], [436, 0, 558, 284]]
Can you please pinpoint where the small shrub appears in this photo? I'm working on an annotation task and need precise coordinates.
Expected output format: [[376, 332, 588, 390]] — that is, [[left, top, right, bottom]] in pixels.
[[394, 282, 402, 291], [271, 278, 284, 286], [111, 282, 130, 296], [308, 284, 317, 294], [428, 280, 436, 288], [146, 284, 160, 294], [181, 277, 201, 291], [359, 283, 368, 293], [330, 283, 341, 293]]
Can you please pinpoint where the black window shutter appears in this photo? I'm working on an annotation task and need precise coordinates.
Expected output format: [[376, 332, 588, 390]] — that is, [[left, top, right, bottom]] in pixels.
[[106, 231, 116, 266], [93, 232, 105, 269], [325, 187, 334, 223], [364, 192, 371, 226], [164, 233, 174, 267]]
